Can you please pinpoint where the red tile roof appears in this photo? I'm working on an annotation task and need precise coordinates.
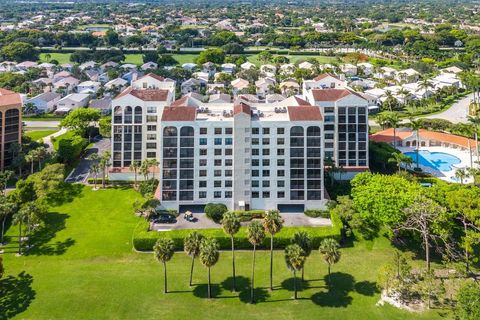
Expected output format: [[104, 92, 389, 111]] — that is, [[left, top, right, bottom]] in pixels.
[[115, 87, 169, 101], [313, 73, 341, 81], [170, 96, 188, 107], [370, 128, 477, 149], [161, 106, 197, 121], [287, 106, 323, 121], [311, 88, 352, 101], [233, 102, 251, 116], [293, 96, 311, 105], [0, 88, 22, 107], [137, 73, 165, 82]]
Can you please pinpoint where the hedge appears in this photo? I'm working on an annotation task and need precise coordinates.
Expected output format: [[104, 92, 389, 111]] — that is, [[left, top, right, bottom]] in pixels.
[[304, 209, 330, 218], [87, 178, 134, 185], [133, 212, 342, 251]]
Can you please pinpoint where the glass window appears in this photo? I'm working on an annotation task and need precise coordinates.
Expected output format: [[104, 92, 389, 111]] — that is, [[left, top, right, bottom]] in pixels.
[[214, 170, 222, 177], [252, 128, 259, 134], [214, 138, 222, 145], [277, 191, 285, 198], [262, 191, 270, 198], [225, 128, 233, 135], [215, 149, 222, 156], [215, 128, 222, 135], [199, 191, 207, 198], [225, 191, 232, 198], [277, 128, 284, 134], [214, 191, 221, 198], [225, 149, 232, 155], [263, 128, 270, 135], [199, 138, 207, 145], [199, 181, 207, 188], [200, 128, 207, 135], [225, 138, 233, 145]]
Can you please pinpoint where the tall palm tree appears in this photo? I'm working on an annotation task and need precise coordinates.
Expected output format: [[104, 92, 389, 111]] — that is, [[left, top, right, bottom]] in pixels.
[[247, 221, 265, 304], [12, 206, 30, 255], [398, 88, 410, 106], [147, 159, 159, 180], [153, 238, 175, 294], [388, 152, 413, 173], [140, 160, 150, 181], [99, 152, 111, 188], [292, 231, 312, 281], [184, 231, 204, 287], [319, 238, 341, 286], [284, 244, 306, 300], [221, 211, 240, 292], [35, 146, 48, 170], [409, 118, 423, 170], [0, 196, 16, 245], [199, 237, 220, 299], [455, 167, 469, 184], [263, 210, 283, 291], [89, 163, 100, 189], [26, 150, 37, 174], [386, 112, 401, 148], [129, 160, 141, 188]]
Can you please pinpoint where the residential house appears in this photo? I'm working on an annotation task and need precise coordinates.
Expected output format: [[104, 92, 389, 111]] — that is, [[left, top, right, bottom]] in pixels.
[[396, 68, 420, 83], [55, 93, 90, 114], [141, 62, 158, 71], [90, 97, 112, 115], [77, 81, 101, 94], [221, 63, 236, 74], [25, 92, 61, 113], [302, 73, 346, 92], [255, 77, 276, 98], [240, 61, 256, 70], [231, 78, 250, 95]]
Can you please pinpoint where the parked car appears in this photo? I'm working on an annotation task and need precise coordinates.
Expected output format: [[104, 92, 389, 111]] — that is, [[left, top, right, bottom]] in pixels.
[[153, 214, 177, 224]]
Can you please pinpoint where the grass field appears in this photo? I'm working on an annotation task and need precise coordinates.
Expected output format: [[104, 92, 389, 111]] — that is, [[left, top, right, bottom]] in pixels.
[[247, 54, 338, 67], [25, 130, 58, 141], [39, 53, 72, 65], [51, 130, 76, 151], [0, 186, 451, 320]]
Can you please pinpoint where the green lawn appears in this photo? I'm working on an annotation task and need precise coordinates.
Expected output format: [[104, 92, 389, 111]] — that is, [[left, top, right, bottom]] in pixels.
[[39, 53, 72, 65], [25, 130, 58, 141], [52, 130, 76, 151], [0, 186, 450, 319], [247, 54, 338, 67]]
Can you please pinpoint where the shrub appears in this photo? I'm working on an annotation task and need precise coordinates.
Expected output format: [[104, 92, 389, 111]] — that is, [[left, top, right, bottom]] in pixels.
[[304, 209, 330, 218], [133, 211, 342, 251], [138, 179, 159, 197], [57, 134, 87, 164], [205, 203, 228, 222], [231, 210, 265, 222], [87, 178, 134, 186]]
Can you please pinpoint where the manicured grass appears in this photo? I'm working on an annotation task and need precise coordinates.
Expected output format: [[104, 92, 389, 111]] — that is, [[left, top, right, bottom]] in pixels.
[[52, 130, 76, 151], [123, 54, 144, 65], [39, 53, 72, 65], [247, 54, 338, 67], [0, 186, 451, 319], [25, 130, 58, 141]]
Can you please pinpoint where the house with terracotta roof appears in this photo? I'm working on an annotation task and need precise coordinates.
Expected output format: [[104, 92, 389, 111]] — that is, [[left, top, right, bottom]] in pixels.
[[302, 73, 347, 92], [0, 88, 22, 171]]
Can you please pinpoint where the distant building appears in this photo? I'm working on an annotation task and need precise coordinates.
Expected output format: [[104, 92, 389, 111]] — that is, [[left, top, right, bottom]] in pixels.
[[0, 88, 22, 171], [25, 92, 61, 113]]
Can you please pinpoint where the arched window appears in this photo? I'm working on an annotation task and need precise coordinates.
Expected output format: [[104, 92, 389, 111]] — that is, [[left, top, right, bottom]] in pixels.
[[134, 106, 142, 123], [307, 126, 321, 136], [290, 126, 304, 137], [124, 106, 132, 124], [180, 126, 194, 137], [163, 127, 177, 137], [113, 106, 122, 123]]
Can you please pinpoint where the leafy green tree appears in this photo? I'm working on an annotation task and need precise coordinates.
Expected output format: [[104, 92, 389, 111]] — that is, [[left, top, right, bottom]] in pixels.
[[319, 238, 341, 286], [221, 211, 240, 292], [388, 152, 413, 173], [284, 244, 306, 300], [0, 42, 39, 62], [456, 282, 480, 320], [455, 168, 470, 185], [0, 170, 13, 195], [396, 196, 447, 271], [195, 48, 225, 65], [204, 203, 228, 222], [292, 231, 312, 281], [263, 210, 283, 290], [446, 187, 480, 273], [99, 152, 111, 189], [153, 238, 175, 294], [351, 172, 421, 230], [60, 108, 101, 139], [99, 116, 111, 138], [199, 237, 220, 299], [0, 256, 3, 280], [105, 29, 120, 46], [184, 231, 204, 287], [247, 221, 265, 304]]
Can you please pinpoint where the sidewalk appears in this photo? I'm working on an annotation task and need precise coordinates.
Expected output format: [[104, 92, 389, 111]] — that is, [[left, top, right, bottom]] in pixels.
[[42, 128, 67, 151]]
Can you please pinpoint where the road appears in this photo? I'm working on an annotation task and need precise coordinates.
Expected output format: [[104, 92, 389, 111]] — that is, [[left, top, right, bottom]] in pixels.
[[421, 93, 473, 123], [24, 120, 61, 129], [65, 137, 111, 183]]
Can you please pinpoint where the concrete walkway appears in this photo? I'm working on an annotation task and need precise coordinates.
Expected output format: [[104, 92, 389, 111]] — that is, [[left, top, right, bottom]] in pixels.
[[41, 128, 67, 151], [151, 213, 332, 231]]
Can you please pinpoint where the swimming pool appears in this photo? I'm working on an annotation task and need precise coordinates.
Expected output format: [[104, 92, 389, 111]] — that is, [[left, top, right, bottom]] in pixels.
[[403, 150, 461, 172]]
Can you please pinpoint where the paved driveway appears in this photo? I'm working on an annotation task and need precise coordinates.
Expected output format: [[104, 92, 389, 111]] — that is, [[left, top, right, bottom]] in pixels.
[[25, 120, 61, 129], [150, 212, 332, 231], [65, 137, 111, 183], [422, 93, 473, 123]]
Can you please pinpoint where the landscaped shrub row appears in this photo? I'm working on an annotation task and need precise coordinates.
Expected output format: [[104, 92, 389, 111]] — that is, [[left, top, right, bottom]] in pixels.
[[133, 212, 342, 251], [304, 209, 330, 218], [87, 178, 134, 185], [232, 210, 265, 222]]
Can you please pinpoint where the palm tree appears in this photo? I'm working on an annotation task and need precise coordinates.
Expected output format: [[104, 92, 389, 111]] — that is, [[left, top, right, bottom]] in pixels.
[[12, 206, 29, 255], [129, 160, 141, 188], [199, 237, 220, 299], [386, 112, 401, 147], [99, 152, 111, 188], [147, 159, 159, 180], [284, 244, 306, 300], [0, 196, 16, 245], [184, 231, 204, 287], [89, 163, 100, 189], [221, 211, 240, 292], [319, 238, 341, 286], [263, 210, 284, 291], [247, 221, 266, 304], [388, 152, 413, 173], [409, 118, 423, 170], [292, 231, 312, 281], [26, 150, 37, 174], [153, 238, 175, 294], [140, 160, 150, 181], [455, 167, 469, 184], [398, 88, 411, 106], [35, 146, 48, 170]]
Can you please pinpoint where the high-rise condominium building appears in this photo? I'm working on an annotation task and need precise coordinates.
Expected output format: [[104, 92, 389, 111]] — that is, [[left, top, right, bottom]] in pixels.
[[0, 88, 22, 171]]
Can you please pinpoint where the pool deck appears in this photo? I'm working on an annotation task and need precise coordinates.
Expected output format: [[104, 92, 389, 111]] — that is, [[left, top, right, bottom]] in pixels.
[[399, 146, 477, 183]]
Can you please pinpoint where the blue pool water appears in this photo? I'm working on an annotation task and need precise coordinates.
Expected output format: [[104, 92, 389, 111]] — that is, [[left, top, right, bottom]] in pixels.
[[403, 150, 461, 172]]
